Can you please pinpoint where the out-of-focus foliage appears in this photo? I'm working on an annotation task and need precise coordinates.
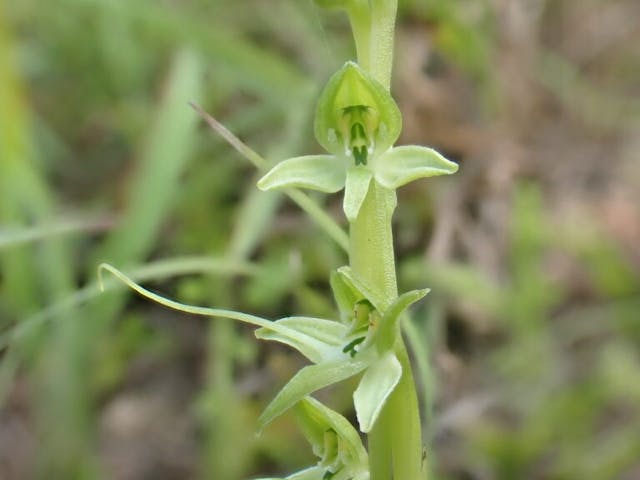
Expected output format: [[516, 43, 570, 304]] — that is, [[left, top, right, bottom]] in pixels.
[[0, 0, 638, 479]]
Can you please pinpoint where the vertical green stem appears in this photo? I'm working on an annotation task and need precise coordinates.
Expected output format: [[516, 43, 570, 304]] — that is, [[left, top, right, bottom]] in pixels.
[[387, 340, 426, 480], [349, 183, 425, 480], [347, 2, 424, 478], [347, 0, 372, 72], [369, 0, 398, 90], [349, 182, 397, 303], [345, 0, 397, 89]]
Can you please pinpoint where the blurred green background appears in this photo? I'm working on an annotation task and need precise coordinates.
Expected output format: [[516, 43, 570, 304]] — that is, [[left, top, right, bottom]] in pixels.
[[1, 0, 639, 479]]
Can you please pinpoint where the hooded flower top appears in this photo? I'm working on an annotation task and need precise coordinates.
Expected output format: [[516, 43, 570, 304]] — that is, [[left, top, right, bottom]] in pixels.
[[258, 61, 458, 221]]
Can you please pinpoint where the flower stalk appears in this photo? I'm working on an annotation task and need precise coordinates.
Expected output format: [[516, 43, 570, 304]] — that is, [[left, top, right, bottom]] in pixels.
[[350, 180, 425, 480], [346, 3, 424, 478]]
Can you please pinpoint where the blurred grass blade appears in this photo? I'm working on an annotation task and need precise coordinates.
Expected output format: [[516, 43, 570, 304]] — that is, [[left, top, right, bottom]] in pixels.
[[0, 217, 114, 249], [191, 102, 349, 251], [96, 50, 202, 267], [0, 256, 259, 350], [64, 0, 310, 100]]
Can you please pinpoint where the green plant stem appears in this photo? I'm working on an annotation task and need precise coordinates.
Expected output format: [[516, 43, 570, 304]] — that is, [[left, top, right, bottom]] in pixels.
[[349, 182, 425, 480], [346, 0, 372, 72], [349, 182, 397, 304], [387, 340, 426, 480], [369, 0, 398, 89], [348, 3, 424, 477]]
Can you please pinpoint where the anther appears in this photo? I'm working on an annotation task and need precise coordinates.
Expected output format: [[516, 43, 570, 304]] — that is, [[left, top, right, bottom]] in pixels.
[[342, 337, 366, 357], [352, 146, 368, 165]]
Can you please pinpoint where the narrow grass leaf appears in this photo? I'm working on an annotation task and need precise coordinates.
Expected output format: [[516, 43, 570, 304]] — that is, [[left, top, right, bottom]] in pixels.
[[192, 103, 349, 251], [0, 256, 258, 350]]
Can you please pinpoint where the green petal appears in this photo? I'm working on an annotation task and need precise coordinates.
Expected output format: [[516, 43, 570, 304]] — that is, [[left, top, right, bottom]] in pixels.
[[374, 145, 458, 189], [255, 317, 347, 363], [258, 355, 372, 431], [353, 351, 402, 433], [315, 62, 401, 157], [343, 167, 373, 222], [257, 155, 345, 192]]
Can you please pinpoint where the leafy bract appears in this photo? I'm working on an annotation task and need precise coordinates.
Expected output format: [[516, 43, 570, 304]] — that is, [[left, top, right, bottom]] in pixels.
[[329, 270, 362, 322], [257, 354, 373, 431], [335, 266, 386, 312]]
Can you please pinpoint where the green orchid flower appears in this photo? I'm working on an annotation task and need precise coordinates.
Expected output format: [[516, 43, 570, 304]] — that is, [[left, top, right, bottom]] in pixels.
[[255, 266, 428, 434], [257, 61, 459, 221], [98, 263, 426, 435], [255, 397, 369, 480]]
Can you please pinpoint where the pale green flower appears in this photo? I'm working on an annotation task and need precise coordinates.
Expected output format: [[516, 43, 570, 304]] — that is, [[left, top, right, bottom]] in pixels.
[[255, 397, 370, 480], [97, 263, 426, 436], [255, 266, 428, 434], [258, 61, 458, 221]]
